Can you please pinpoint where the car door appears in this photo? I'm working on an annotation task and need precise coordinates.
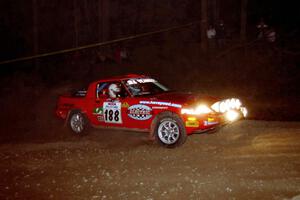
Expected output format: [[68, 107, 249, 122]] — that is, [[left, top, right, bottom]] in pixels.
[[92, 81, 129, 128], [121, 96, 153, 130], [90, 81, 109, 126], [91, 81, 153, 130]]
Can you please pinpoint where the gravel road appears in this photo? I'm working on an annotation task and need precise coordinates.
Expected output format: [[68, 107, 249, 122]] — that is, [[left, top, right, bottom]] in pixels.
[[1, 120, 300, 200]]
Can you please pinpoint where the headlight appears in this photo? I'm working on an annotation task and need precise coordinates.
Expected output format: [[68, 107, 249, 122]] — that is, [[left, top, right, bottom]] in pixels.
[[240, 107, 248, 117], [211, 98, 242, 113], [181, 104, 212, 115], [225, 110, 240, 121]]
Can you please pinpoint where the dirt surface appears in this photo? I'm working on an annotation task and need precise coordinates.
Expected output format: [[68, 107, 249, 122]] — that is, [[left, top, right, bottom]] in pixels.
[[1, 120, 300, 200]]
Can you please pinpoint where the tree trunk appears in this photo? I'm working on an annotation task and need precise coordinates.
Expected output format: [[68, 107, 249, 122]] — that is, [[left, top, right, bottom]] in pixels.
[[201, 0, 208, 52], [240, 0, 247, 43], [73, 0, 79, 47], [83, 0, 91, 44], [98, 0, 103, 42], [102, 0, 110, 42], [32, 0, 39, 69], [212, 0, 219, 24]]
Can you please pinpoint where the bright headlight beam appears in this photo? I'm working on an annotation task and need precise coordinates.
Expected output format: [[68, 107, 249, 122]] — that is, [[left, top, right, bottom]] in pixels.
[[235, 99, 242, 109], [230, 98, 238, 109], [181, 105, 212, 115], [195, 105, 212, 114], [225, 110, 240, 122], [211, 102, 220, 112], [240, 107, 248, 117], [211, 98, 242, 113], [220, 102, 227, 113]]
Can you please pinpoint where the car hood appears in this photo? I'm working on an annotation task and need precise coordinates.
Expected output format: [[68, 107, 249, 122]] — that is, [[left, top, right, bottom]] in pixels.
[[147, 91, 220, 107]]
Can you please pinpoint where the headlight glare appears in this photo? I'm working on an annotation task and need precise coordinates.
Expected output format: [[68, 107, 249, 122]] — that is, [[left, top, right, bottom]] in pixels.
[[225, 110, 240, 121], [181, 104, 212, 115], [196, 105, 212, 114], [211, 98, 242, 113], [240, 107, 248, 117], [211, 102, 220, 112], [220, 101, 227, 113]]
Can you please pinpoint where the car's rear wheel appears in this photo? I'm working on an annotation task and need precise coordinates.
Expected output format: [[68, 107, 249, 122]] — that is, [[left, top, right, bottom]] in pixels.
[[68, 111, 89, 135], [154, 112, 187, 148]]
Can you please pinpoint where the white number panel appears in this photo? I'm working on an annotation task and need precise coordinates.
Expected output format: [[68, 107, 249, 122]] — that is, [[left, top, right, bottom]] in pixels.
[[103, 102, 122, 124]]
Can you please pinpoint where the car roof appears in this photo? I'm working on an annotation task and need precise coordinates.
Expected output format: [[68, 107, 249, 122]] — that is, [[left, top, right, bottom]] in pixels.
[[97, 74, 149, 82]]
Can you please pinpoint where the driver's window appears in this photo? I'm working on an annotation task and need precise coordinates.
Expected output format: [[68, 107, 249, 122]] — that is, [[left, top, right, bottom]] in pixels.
[[96, 82, 109, 99], [96, 82, 128, 99]]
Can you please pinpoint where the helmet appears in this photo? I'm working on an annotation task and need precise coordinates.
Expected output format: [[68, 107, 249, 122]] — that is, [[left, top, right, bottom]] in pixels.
[[108, 83, 121, 98]]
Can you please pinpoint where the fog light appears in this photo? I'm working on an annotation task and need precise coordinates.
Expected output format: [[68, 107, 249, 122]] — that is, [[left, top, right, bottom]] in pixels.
[[225, 110, 239, 122], [187, 117, 197, 121]]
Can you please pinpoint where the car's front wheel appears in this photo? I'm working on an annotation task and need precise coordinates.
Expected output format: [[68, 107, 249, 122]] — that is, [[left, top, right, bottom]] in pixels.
[[154, 112, 187, 148], [68, 110, 89, 135]]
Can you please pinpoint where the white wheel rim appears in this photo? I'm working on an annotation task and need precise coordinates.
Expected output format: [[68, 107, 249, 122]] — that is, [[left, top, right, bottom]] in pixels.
[[70, 113, 84, 133], [158, 120, 180, 145]]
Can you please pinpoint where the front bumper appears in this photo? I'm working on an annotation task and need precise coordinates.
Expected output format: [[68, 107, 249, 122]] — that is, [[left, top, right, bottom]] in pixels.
[[183, 108, 247, 134]]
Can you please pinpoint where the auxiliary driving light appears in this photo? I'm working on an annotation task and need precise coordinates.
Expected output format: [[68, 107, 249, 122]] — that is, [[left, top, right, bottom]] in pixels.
[[211, 98, 242, 113], [240, 107, 248, 118], [181, 104, 212, 115], [225, 110, 240, 122]]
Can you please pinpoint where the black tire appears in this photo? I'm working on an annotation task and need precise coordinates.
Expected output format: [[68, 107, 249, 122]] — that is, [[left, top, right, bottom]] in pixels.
[[153, 112, 187, 148], [67, 110, 89, 135]]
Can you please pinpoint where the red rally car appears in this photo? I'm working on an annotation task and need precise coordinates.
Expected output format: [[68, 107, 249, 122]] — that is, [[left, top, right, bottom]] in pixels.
[[55, 74, 247, 148]]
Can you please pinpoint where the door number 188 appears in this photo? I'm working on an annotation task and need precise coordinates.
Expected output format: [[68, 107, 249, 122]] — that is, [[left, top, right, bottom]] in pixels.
[[104, 109, 120, 122]]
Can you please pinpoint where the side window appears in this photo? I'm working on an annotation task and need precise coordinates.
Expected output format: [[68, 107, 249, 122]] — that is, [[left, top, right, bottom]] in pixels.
[[96, 82, 109, 99], [118, 83, 129, 98], [96, 82, 128, 99]]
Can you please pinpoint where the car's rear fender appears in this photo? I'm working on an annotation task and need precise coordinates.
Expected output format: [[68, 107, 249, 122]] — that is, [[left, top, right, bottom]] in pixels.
[[64, 108, 88, 127]]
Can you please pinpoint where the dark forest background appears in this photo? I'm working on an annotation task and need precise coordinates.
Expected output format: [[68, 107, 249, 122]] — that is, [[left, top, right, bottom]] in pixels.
[[1, 0, 299, 63]]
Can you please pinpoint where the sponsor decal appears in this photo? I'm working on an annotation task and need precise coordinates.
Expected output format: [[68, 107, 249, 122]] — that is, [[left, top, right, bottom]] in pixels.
[[93, 107, 104, 121], [93, 107, 103, 115], [140, 101, 182, 108], [105, 101, 119, 107], [122, 102, 130, 108], [151, 106, 168, 110], [127, 78, 156, 85], [204, 119, 219, 126], [186, 121, 199, 127], [128, 104, 152, 120], [97, 115, 104, 122], [207, 117, 215, 122]]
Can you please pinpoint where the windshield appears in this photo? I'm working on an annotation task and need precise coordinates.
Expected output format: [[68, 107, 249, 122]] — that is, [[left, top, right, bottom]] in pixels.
[[124, 78, 170, 97]]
